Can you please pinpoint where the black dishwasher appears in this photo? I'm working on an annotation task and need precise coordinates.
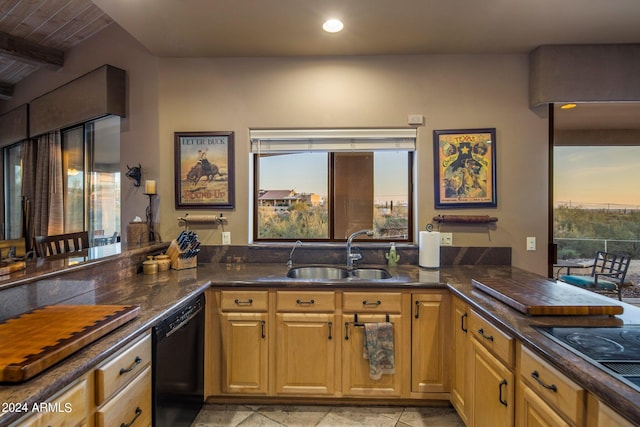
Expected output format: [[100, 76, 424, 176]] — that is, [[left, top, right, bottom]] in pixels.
[[153, 293, 205, 427]]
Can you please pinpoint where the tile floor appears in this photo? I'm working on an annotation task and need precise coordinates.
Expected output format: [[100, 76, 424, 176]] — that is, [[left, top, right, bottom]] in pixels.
[[191, 404, 465, 427]]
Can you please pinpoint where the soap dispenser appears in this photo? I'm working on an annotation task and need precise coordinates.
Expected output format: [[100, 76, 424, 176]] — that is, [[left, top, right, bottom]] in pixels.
[[386, 243, 400, 267]]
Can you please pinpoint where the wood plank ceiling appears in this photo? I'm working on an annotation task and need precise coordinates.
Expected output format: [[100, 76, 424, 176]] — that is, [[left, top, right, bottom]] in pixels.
[[0, 0, 112, 100]]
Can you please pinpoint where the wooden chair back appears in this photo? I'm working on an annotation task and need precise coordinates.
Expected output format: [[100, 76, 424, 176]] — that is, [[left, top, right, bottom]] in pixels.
[[33, 231, 90, 258]]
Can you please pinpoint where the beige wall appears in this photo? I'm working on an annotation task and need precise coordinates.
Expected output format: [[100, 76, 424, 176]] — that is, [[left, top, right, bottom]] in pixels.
[[0, 24, 549, 274]]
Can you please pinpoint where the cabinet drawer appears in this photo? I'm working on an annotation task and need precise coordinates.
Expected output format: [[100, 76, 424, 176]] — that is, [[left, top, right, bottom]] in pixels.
[[343, 292, 402, 313], [95, 332, 151, 405], [520, 345, 585, 425], [221, 290, 269, 312], [96, 366, 152, 427], [20, 377, 89, 427], [468, 310, 514, 367], [276, 291, 335, 312]]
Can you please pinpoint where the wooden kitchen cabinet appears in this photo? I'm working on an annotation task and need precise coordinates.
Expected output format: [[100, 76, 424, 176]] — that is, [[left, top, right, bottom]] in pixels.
[[274, 291, 337, 395], [586, 393, 636, 427], [95, 331, 152, 427], [517, 344, 585, 427], [341, 291, 408, 397], [410, 291, 450, 396], [450, 295, 470, 424], [220, 312, 269, 394], [218, 290, 269, 394], [469, 310, 515, 427]]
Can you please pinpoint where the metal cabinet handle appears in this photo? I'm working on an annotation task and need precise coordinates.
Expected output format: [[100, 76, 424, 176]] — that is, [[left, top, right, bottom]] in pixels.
[[478, 328, 494, 342], [362, 300, 381, 306], [498, 380, 508, 406], [461, 312, 468, 332], [120, 406, 142, 427], [344, 322, 350, 340], [531, 370, 558, 392], [296, 299, 315, 305], [328, 321, 333, 340], [414, 300, 420, 319], [261, 320, 266, 339], [119, 356, 142, 375], [234, 298, 253, 305]]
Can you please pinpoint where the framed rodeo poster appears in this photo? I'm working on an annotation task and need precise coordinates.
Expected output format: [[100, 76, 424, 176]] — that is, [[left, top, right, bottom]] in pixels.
[[433, 128, 497, 209], [174, 131, 235, 209]]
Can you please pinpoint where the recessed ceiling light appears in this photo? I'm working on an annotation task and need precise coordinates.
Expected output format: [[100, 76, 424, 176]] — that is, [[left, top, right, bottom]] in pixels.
[[323, 19, 344, 33], [560, 103, 577, 110]]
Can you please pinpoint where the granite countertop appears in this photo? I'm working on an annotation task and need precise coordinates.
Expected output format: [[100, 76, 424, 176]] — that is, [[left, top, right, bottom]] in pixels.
[[1, 262, 639, 425]]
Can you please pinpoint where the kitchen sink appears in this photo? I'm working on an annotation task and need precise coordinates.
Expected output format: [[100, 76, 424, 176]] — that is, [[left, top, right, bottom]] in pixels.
[[286, 266, 392, 280], [351, 268, 392, 280], [286, 266, 350, 279]]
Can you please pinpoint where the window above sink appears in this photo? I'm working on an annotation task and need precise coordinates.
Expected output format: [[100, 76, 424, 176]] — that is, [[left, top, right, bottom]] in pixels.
[[250, 128, 416, 243]]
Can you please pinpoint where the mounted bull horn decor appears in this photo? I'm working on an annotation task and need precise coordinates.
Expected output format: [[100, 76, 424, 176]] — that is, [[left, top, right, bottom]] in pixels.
[[126, 164, 142, 187]]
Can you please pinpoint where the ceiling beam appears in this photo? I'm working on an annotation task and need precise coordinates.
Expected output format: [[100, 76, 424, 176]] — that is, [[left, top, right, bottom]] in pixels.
[[0, 81, 14, 100], [0, 31, 63, 69]]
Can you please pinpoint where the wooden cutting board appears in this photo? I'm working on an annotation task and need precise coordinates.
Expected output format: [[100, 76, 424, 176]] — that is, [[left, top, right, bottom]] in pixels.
[[0, 260, 25, 276], [0, 304, 140, 383], [472, 277, 624, 316]]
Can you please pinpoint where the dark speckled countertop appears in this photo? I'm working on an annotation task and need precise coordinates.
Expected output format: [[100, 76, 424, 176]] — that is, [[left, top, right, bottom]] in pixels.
[[1, 262, 639, 425]]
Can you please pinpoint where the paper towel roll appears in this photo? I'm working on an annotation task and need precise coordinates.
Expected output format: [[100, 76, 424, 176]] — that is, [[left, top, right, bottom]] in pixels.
[[419, 230, 440, 268]]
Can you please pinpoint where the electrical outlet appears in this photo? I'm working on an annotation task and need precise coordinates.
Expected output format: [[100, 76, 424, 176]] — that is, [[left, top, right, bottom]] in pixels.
[[526, 236, 536, 251], [222, 231, 231, 245], [440, 232, 453, 246]]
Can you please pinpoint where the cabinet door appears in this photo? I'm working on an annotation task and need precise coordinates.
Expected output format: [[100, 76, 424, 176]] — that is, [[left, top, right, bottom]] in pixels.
[[275, 313, 336, 395], [471, 336, 514, 427], [450, 296, 470, 423], [342, 313, 403, 397], [518, 382, 570, 427], [411, 292, 450, 393], [220, 312, 269, 394]]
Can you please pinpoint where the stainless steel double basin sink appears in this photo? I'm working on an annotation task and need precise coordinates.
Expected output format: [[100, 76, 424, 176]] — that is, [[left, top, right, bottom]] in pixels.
[[286, 265, 392, 280]]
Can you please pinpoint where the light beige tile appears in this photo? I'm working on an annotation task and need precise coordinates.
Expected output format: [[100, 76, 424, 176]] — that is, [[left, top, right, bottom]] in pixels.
[[398, 406, 465, 427], [256, 405, 331, 425], [317, 406, 402, 427], [192, 404, 254, 427], [238, 412, 286, 426]]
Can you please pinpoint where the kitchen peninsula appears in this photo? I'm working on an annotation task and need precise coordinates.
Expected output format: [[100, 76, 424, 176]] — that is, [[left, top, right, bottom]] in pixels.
[[0, 245, 639, 426]]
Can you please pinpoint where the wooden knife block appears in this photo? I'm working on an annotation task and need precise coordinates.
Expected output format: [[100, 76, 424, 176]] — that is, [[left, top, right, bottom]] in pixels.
[[166, 240, 197, 270]]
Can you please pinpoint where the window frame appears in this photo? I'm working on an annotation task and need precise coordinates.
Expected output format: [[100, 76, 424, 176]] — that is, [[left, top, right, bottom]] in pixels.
[[252, 150, 414, 243]]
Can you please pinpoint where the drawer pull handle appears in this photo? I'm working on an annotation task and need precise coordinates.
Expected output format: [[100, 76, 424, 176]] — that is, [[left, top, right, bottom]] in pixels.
[[119, 356, 142, 375], [498, 380, 508, 406], [478, 328, 494, 342], [344, 322, 350, 340], [414, 300, 420, 318], [531, 370, 558, 392], [234, 298, 253, 305], [121, 406, 142, 427], [461, 312, 468, 332], [328, 321, 333, 340], [363, 300, 381, 306], [261, 320, 266, 339], [296, 299, 315, 305]]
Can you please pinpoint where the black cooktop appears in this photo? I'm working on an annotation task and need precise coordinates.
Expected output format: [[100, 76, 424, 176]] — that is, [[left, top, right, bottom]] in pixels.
[[535, 325, 640, 392]]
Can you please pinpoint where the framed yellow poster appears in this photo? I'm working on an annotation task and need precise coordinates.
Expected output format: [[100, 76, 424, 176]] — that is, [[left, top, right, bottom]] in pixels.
[[433, 128, 496, 208], [174, 131, 235, 209]]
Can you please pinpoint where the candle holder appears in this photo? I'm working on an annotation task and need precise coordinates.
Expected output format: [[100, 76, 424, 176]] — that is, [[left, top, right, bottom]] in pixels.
[[145, 193, 156, 242]]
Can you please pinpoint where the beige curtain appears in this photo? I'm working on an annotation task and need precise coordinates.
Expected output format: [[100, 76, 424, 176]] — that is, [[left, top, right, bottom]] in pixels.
[[21, 131, 64, 240]]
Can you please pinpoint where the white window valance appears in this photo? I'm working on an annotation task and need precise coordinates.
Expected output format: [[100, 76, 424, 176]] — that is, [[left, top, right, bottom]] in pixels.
[[250, 128, 417, 153]]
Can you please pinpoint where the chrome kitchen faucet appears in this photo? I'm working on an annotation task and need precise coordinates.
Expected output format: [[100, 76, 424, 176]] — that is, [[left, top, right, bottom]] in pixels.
[[346, 229, 374, 268]]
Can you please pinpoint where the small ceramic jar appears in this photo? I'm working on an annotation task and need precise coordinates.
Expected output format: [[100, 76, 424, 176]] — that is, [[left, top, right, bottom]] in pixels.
[[143, 256, 158, 275], [155, 254, 171, 272]]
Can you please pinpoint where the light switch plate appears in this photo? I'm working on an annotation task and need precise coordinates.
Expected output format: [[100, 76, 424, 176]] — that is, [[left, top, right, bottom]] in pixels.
[[526, 236, 536, 251], [222, 231, 231, 245]]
